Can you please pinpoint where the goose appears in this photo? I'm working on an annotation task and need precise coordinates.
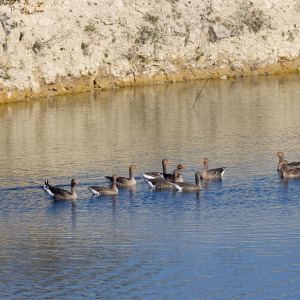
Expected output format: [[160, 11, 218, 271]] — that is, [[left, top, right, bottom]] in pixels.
[[171, 171, 202, 192], [144, 168, 181, 190], [105, 165, 139, 187], [44, 178, 78, 200], [201, 158, 226, 179], [143, 159, 171, 180], [279, 160, 300, 178], [88, 174, 119, 195], [161, 164, 186, 182], [274, 151, 300, 171]]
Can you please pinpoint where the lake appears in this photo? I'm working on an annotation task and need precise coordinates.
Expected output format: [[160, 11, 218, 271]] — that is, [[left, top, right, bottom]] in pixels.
[[1, 74, 300, 299]]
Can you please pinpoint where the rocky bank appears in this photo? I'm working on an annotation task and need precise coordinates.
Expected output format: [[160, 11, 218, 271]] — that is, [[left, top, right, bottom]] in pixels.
[[0, 0, 300, 103]]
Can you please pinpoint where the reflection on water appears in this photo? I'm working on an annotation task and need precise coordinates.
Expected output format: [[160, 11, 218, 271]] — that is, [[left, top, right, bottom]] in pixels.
[[1, 74, 300, 299]]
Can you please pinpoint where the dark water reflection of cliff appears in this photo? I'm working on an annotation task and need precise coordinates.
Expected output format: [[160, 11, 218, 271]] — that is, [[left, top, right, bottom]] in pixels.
[[1, 74, 300, 299]]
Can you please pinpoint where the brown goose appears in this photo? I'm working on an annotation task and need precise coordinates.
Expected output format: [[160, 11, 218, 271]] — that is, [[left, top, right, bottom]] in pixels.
[[201, 158, 226, 179], [279, 160, 300, 178], [162, 164, 186, 182], [274, 151, 300, 171], [44, 178, 78, 200], [143, 159, 171, 180], [171, 171, 202, 192], [105, 165, 139, 187], [144, 168, 181, 190], [88, 174, 119, 195]]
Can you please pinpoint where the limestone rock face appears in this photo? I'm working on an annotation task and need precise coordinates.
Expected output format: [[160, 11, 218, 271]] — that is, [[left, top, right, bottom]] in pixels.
[[0, 0, 300, 102]]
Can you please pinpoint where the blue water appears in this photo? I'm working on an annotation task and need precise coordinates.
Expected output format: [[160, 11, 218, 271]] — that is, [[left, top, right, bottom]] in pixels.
[[1, 74, 300, 299]]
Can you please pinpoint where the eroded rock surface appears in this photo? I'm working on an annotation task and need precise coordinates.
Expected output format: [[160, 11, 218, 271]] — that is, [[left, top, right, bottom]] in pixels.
[[1, 0, 300, 102]]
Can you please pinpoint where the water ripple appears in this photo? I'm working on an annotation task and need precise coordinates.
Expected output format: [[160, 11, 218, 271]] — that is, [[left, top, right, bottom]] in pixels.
[[1, 75, 300, 299]]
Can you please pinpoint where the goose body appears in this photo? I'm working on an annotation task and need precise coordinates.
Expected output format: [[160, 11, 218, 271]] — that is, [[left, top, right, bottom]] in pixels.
[[143, 159, 171, 180], [88, 174, 119, 195], [144, 168, 181, 190], [274, 151, 300, 171], [105, 165, 139, 187], [161, 164, 186, 182], [172, 172, 202, 192], [279, 160, 300, 178], [44, 179, 78, 200], [201, 158, 226, 179]]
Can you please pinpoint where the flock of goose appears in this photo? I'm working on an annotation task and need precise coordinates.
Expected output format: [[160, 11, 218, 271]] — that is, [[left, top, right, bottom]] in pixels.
[[43, 152, 300, 201]]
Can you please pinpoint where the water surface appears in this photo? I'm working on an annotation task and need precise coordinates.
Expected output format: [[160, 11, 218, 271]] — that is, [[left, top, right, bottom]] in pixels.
[[1, 74, 300, 299]]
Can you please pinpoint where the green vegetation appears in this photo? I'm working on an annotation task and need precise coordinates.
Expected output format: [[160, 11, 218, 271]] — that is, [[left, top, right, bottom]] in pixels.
[[3, 72, 11, 80], [194, 52, 204, 61], [135, 26, 159, 45], [138, 55, 148, 64], [240, 4, 265, 33], [81, 42, 88, 49], [84, 22, 96, 33], [81, 42, 89, 56], [16, 1, 45, 14], [143, 13, 159, 25]]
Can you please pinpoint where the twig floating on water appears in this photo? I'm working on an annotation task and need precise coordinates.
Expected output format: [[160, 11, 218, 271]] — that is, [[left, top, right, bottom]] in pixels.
[[193, 78, 210, 108]]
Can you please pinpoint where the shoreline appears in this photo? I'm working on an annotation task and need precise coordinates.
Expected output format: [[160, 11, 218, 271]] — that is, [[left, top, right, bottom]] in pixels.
[[1, 58, 299, 104]]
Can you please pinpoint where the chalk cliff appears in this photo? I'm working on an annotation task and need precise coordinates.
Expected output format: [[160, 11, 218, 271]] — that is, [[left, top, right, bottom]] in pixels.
[[0, 0, 300, 102]]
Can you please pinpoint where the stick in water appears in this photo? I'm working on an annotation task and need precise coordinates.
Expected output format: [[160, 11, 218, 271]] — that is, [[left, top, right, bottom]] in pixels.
[[193, 78, 210, 108]]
